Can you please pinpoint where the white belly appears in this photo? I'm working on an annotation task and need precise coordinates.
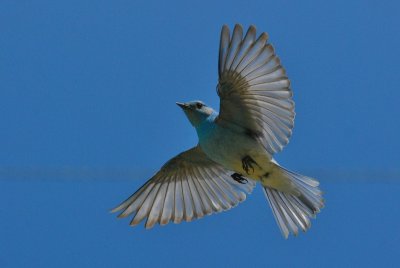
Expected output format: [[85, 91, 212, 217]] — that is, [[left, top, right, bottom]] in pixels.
[[199, 125, 273, 180]]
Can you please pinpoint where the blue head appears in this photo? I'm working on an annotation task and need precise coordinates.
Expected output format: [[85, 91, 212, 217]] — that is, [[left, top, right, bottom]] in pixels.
[[176, 101, 216, 128]]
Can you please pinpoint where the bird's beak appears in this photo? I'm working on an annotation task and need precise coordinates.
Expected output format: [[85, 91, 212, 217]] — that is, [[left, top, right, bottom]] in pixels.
[[176, 102, 189, 109]]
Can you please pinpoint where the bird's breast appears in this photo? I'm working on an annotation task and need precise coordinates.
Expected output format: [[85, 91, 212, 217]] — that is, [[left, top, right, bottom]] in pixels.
[[198, 123, 272, 179]]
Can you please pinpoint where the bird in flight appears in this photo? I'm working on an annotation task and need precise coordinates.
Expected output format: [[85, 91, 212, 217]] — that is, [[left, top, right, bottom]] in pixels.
[[112, 24, 324, 238]]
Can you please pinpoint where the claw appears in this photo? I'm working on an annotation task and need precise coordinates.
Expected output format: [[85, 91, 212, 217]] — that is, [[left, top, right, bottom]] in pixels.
[[231, 173, 248, 184], [242, 156, 259, 175]]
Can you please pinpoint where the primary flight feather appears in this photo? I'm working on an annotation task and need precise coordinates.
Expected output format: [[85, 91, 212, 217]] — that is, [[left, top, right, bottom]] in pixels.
[[112, 24, 324, 238]]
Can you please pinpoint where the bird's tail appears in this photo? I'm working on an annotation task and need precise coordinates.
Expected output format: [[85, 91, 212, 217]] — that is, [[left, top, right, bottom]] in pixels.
[[262, 164, 324, 238]]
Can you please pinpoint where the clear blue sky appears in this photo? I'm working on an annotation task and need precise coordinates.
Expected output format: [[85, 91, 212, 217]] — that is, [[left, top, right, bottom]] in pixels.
[[1, 0, 399, 267]]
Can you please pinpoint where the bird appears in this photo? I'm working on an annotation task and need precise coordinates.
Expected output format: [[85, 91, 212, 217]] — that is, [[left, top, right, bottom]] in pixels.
[[111, 24, 324, 238]]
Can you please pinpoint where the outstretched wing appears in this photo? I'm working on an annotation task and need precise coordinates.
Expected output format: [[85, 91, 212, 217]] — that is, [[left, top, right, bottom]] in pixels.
[[112, 146, 255, 228], [217, 24, 295, 155]]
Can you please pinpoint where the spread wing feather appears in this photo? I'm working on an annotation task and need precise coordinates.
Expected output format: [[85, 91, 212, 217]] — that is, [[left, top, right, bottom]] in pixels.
[[217, 24, 295, 155], [112, 146, 255, 228]]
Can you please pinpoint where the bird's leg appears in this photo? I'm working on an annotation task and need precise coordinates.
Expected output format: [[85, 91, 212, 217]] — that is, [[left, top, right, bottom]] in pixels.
[[231, 173, 248, 184], [242, 156, 259, 175]]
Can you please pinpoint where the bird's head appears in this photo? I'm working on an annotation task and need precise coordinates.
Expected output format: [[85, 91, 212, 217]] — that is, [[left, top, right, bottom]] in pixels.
[[176, 101, 215, 127]]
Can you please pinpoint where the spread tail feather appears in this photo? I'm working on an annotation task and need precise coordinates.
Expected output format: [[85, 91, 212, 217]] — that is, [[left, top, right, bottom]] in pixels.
[[263, 166, 324, 238]]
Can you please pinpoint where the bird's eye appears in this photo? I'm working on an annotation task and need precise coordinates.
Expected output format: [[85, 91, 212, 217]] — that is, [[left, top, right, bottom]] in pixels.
[[196, 103, 204, 109]]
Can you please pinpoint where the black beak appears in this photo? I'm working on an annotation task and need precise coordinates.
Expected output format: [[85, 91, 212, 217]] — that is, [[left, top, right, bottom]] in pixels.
[[176, 102, 189, 109]]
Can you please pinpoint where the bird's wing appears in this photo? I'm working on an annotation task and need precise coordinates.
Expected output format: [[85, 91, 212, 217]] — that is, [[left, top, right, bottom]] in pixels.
[[216, 24, 295, 155], [112, 146, 255, 228]]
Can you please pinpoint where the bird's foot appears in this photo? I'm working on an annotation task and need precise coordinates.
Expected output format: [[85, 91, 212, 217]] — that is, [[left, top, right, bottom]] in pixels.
[[231, 173, 248, 184], [242, 156, 259, 175]]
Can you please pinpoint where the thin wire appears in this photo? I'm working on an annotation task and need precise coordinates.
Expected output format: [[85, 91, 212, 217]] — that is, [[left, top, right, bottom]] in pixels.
[[0, 166, 399, 183], [0, 166, 155, 182]]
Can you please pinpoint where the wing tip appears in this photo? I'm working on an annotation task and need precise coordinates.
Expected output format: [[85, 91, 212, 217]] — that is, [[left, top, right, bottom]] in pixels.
[[234, 23, 243, 31], [110, 207, 120, 214]]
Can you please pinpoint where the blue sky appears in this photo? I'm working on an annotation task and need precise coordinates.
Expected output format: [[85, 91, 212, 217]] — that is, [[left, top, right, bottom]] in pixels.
[[1, 0, 399, 267]]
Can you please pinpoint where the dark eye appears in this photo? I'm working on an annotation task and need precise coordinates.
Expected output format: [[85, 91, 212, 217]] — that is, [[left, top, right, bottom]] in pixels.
[[196, 103, 204, 109]]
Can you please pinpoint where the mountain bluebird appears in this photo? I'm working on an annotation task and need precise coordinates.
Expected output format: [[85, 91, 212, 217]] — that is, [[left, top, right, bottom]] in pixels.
[[112, 24, 324, 238]]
